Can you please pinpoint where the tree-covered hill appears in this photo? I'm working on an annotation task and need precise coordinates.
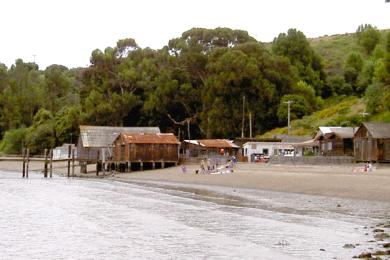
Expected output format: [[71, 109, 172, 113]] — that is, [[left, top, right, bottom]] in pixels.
[[309, 29, 390, 76], [0, 26, 389, 154]]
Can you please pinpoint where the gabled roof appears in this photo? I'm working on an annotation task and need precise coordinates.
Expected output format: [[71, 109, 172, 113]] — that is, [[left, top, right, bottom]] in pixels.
[[119, 133, 180, 144], [79, 125, 160, 148], [314, 127, 355, 140], [184, 139, 239, 148], [362, 122, 390, 138]]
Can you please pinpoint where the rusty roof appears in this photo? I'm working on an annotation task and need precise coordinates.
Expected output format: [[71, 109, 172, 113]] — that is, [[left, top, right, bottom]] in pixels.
[[80, 125, 161, 148], [362, 122, 390, 138], [185, 139, 239, 148], [120, 133, 180, 144]]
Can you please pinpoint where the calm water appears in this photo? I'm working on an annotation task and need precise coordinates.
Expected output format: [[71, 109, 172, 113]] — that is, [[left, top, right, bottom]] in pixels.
[[0, 171, 389, 259]]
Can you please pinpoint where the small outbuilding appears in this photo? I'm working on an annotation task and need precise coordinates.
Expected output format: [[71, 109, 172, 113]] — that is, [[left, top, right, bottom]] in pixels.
[[314, 127, 356, 156], [354, 122, 390, 162], [183, 139, 239, 157], [243, 142, 296, 162], [113, 133, 180, 171]]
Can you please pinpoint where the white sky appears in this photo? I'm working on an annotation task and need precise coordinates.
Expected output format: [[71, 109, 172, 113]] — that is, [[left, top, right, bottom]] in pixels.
[[1, 0, 389, 69]]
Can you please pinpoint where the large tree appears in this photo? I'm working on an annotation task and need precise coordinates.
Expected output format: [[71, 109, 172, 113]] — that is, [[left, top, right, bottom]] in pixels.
[[272, 28, 327, 96], [201, 42, 296, 138]]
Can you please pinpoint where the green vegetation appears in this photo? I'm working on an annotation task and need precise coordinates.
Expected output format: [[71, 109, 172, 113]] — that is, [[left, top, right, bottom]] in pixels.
[[261, 97, 365, 137], [0, 25, 389, 154]]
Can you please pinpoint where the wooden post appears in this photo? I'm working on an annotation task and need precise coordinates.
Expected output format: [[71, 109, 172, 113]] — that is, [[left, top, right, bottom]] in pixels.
[[102, 148, 105, 177], [152, 162, 155, 170], [26, 149, 30, 178], [96, 150, 100, 176], [140, 161, 143, 171], [72, 148, 75, 177], [44, 149, 48, 178], [49, 149, 53, 178], [67, 145, 71, 178], [22, 148, 26, 178]]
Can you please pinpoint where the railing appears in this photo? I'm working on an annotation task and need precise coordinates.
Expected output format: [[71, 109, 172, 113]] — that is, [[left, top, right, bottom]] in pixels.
[[268, 156, 354, 165]]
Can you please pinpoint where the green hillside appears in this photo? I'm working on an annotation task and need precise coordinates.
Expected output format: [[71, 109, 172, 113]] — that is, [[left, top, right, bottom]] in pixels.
[[309, 29, 390, 76], [260, 96, 390, 138], [260, 27, 390, 138]]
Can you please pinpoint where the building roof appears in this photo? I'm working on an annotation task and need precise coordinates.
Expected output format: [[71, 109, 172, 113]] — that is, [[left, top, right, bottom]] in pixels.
[[119, 133, 180, 144], [243, 142, 295, 149], [184, 139, 239, 148], [79, 125, 161, 148], [362, 122, 390, 138], [273, 134, 312, 143], [314, 127, 356, 140], [292, 139, 320, 147]]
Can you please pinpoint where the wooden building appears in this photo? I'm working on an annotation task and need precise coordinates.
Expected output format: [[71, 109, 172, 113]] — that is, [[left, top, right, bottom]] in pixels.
[[113, 133, 180, 171], [354, 122, 390, 162], [77, 125, 160, 162], [183, 139, 239, 157], [314, 127, 355, 156]]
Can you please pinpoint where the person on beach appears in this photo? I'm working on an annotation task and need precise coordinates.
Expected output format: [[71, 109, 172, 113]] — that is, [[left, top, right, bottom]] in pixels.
[[181, 165, 187, 173]]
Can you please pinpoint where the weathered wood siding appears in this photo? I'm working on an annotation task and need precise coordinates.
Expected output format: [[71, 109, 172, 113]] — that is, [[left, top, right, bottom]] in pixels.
[[186, 143, 237, 157], [320, 138, 353, 156], [77, 136, 99, 161], [114, 142, 179, 162], [353, 125, 385, 162]]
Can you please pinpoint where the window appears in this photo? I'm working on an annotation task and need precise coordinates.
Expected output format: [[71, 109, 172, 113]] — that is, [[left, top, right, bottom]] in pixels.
[[251, 144, 257, 150], [263, 148, 269, 155]]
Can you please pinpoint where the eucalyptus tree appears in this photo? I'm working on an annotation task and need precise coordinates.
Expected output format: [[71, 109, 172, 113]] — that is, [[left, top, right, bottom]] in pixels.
[[272, 29, 327, 96]]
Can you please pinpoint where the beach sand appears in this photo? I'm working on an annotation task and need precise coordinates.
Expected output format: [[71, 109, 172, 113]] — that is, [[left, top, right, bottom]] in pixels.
[[2, 160, 390, 202]]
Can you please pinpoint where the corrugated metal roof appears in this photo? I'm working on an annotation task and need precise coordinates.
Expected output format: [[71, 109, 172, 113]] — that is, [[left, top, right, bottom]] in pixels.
[[292, 139, 320, 147], [363, 122, 390, 138], [315, 127, 355, 140], [120, 133, 180, 144], [80, 125, 161, 148], [274, 134, 312, 143], [184, 139, 239, 148]]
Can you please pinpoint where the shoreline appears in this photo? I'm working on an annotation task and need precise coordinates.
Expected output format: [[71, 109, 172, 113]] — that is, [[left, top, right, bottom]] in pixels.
[[1, 160, 390, 202]]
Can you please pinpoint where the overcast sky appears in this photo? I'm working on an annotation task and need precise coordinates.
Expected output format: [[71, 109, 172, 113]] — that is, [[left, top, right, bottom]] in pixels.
[[1, 0, 389, 69]]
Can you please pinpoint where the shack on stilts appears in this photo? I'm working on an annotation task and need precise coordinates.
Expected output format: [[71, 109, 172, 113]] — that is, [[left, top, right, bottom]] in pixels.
[[113, 133, 180, 172], [77, 125, 161, 173]]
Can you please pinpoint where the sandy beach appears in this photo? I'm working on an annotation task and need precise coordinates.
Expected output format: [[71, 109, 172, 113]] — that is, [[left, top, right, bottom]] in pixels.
[[2, 160, 390, 202]]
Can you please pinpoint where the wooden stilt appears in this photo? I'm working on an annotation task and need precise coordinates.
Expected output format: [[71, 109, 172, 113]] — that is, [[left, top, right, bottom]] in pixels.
[[152, 161, 155, 170], [161, 161, 165, 169], [49, 149, 53, 178], [96, 150, 100, 176], [67, 145, 71, 178], [72, 148, 75, 177], [140, 161, 143, 171], [44, 149, 48, 178], [22, 148, 26, 178], [26, 149, 30, 178]]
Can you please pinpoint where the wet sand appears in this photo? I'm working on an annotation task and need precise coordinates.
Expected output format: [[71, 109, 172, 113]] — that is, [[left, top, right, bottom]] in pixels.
[[2, 160, 389, 202]]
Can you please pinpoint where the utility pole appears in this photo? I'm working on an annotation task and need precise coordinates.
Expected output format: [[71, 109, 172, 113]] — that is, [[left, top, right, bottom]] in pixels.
[[284, 100, 293, 135], [33, 54, 36, 63], [249, 112, 252, 139], [241, 96, 245, 138]]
